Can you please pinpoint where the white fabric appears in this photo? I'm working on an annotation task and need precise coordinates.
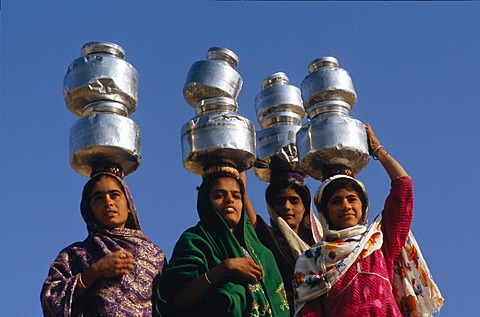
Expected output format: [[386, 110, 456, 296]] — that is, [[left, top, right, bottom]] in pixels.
[[267, 203, 323, 260], [393, 232, 444, 316], [294, 213, 384, 315]]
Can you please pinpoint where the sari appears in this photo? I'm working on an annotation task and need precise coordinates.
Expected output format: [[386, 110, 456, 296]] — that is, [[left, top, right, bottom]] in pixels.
[[41, 172, 165, 317]]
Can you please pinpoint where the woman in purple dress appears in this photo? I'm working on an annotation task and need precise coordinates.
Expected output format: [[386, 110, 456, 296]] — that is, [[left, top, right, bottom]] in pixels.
[[41, 167, 165, 316]]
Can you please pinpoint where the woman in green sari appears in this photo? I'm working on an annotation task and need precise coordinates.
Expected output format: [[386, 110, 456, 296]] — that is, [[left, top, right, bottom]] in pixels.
[[153, 165, 289, 316]]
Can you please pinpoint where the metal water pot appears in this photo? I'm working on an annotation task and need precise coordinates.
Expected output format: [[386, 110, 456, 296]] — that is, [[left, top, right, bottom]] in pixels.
[[183, 47, 243, 107], [181, 97, 256, 175], [69, 107, 141, 177], [64, 41, 138, 117], [253, 72, 305, 182], [181, 48, 254, 175], [64, 42, 141, 177], [297, 57, 369, 180]]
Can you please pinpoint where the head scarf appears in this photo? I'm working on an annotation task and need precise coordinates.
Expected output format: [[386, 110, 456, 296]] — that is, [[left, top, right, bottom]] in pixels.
[[41, 172, 165, 317], [157, 172, 289, 317]]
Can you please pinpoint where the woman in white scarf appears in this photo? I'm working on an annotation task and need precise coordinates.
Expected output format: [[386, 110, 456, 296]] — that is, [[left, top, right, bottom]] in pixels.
[[242, 171, 322, 315], [293, 124, 443, 317]]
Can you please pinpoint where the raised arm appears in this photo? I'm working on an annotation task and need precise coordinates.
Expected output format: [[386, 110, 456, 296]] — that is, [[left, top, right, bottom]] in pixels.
[[240, 171, 257, 226], [365, 123, 408, 180]]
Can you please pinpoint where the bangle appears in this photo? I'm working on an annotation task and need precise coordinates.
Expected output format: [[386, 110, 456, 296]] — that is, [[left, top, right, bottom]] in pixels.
[[204, 272, 213, 285], [77, 273, 87, 289], [372, 145, 384, 160]]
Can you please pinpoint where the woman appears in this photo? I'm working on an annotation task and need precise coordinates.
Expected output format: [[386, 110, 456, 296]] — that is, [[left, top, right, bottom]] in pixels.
[[154, 165, 289, 317], [41, 166, 165, 316], [293, 124, 443, 316], [248, 171, 322, 314]]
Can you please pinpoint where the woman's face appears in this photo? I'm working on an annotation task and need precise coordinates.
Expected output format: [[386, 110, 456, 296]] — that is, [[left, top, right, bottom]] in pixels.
[[209, 177, 243, 229], [325, 188, 363, 230], [272, 187, 305, 233], [90, 176, 129, 229]]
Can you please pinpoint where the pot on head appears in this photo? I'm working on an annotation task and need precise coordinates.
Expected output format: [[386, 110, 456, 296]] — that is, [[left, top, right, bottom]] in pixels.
[[181, 97, 256, 175], [183, 47, 243, 107], [64, 41, 138, 118], [65, 42, 142, 177], [297, 57, 369, 180], [253, 72, 306, 182], [70, 109, 141, 177]]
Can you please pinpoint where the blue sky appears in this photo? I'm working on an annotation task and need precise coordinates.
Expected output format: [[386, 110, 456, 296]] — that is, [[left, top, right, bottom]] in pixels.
[[2, 1, 478, 316]]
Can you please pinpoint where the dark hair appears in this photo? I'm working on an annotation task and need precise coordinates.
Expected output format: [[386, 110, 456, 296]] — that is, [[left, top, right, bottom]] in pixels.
[[318, 178, 367, 219], [266, 176, 311, 215]]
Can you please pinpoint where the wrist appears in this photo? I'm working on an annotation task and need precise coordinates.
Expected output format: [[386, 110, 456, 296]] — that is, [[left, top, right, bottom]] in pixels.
[[77, 273, 87, 289], [217, 260, 232, 283], [82, 264, 100, 287], [204, 271, 214, 286], [372, 145, 387, 160]]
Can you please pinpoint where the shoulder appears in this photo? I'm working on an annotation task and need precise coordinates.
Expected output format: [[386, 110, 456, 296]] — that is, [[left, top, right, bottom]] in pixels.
[[171, 223, 211, 254], [54, 241, 87, 259]]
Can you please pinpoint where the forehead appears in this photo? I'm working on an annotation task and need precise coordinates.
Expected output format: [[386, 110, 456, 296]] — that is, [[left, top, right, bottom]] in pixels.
[[91, 176, 123, 193], [330, 188, 360, 198], [209, 177, 240, 192], [274, 187, 300, 198]]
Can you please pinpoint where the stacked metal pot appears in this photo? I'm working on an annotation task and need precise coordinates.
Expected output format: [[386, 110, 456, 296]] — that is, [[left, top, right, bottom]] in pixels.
[[181, 47, 256, 175], [296, 56, 369, 181], [64, 41, 141, 177], [253, 72, 305, 182]]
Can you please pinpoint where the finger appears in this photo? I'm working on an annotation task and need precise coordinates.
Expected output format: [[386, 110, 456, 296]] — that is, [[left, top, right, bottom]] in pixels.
[[253, 267, 263, 280], [249, 270, 262, 284], [246, 266, 263, 281], [250, 262, 263, 273]]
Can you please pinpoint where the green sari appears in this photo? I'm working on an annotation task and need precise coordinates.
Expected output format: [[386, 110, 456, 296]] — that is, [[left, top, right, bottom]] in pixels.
[[154, 175, 289, 316]]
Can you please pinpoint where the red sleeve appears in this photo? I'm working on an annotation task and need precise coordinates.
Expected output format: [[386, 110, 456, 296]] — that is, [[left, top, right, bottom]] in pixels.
[[381, 176, 413, 262]]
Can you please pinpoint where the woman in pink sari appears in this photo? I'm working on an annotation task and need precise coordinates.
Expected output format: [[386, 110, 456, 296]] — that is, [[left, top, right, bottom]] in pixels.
[[293, 124, 442, 317]]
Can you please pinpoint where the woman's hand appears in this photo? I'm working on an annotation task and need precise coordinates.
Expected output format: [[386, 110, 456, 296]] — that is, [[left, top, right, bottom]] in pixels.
[[74, 249, 134, 298], [365, 123, 381, 155], [91, 249, 135, 278], [222, 257, 263, 285], [171, 257, 263, 309], [364, 123, 408, 180]]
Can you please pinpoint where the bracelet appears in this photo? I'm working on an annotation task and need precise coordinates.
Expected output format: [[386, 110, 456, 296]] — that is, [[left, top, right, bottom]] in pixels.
[[372, 145, 384, 160], [204, 272, 213, 286], [77, 273, 87, 289]]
